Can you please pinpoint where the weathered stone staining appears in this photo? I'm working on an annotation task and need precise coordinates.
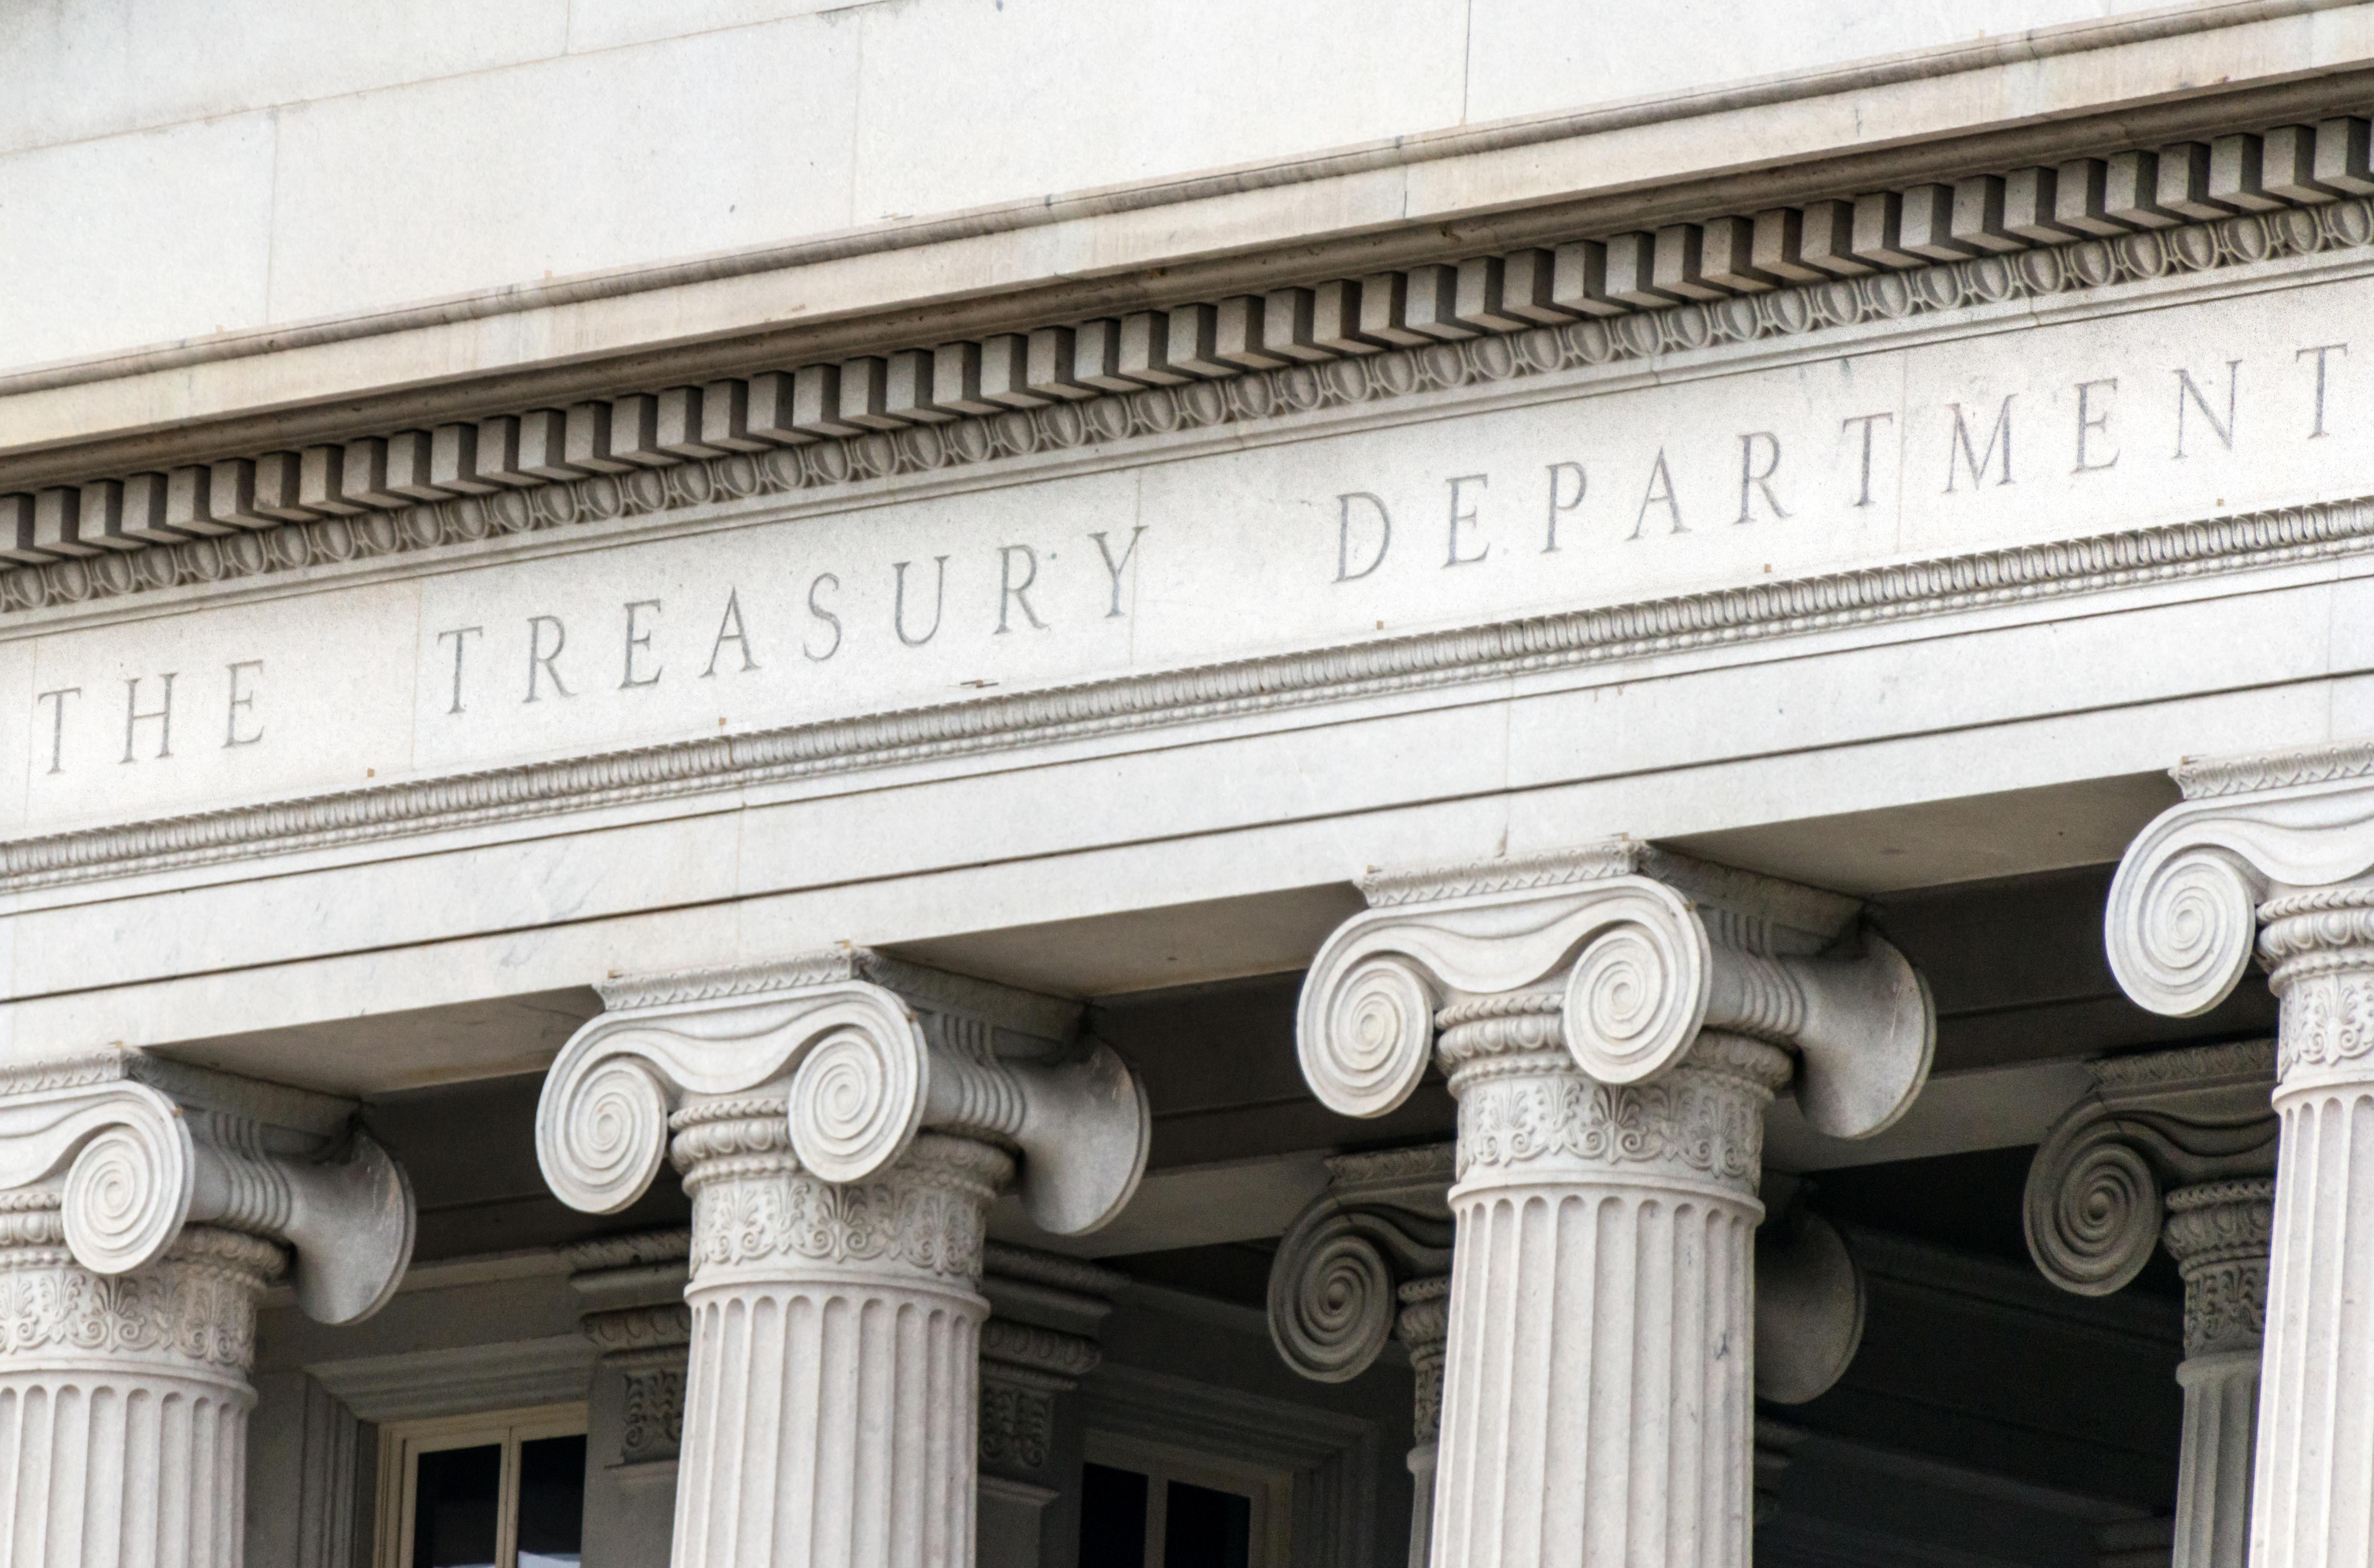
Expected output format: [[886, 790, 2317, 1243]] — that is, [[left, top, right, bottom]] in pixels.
[[533, 950, 1149, 1568], [0, 1055, 415, 1568], [1294, 842, 1935, 1568], [2024, 1042, 2279, 1568]]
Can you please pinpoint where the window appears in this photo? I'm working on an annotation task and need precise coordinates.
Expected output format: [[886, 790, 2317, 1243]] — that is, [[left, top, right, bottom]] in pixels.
[[1077, 1433, 1289, 1568], [374, 1405, 589, 1568]]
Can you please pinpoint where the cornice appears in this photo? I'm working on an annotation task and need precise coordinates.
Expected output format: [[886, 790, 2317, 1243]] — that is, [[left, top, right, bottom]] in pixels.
[[11, 122, 2374, 615], [10, 484, 2374, 893], [0, 1, 2342, 430]]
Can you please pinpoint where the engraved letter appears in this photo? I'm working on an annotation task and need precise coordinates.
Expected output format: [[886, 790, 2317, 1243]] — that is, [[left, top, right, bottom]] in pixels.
[[1840, 412, 1893, 508], [437, 626, 482, 716], [1335, 493, 1391, 582], [2174, 361, 2241, 457], [1089, 527, 1146, 619], [2074, 379, 2119, 473], [1445, 474, 1490, 566], [620, 600, 662, 689], [1735, 432, 1789, 523], [1946, 396, 2015, 491], [2299, 342, 2348, 439], [525, 615, 573, 702], [1629, 450, 1686, 539], [121, 674, 174, 763], [805, 572, 843, 661], [223, 660, 263, 748], [996, 545, 1047, 633], [702, 589, 759, 677], [1544, 462, 1585, 552], [35, 687, 78, 775], [893, 557, 949, 647]]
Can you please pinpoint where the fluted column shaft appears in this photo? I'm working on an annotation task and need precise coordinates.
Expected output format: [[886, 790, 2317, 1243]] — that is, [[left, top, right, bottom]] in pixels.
[[2163, 1180, 2273, 1568], [0, 1211, 282, 1568], [670, 1098, 1010, 1568], [1430, 996, 1788, 1568], [1398, 1278, 1449, 1568], [2252, 896, 2374, 1568]]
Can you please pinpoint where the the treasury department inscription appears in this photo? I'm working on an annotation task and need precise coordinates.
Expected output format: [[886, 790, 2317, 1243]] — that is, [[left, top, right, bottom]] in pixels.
[[4, 275, 2369, 835]]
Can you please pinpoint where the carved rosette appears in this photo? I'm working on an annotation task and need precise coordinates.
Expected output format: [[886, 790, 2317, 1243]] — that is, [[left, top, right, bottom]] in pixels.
[[1296, 843, 1936, 1568]]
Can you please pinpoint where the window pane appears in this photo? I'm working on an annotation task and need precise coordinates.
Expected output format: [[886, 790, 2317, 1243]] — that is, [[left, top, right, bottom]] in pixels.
[[411, 1445, 502, 1568], [515, 1435, 589, 1568], [1164, 1480, 1251, 1568], [1077, 1463, 1149, 1568]]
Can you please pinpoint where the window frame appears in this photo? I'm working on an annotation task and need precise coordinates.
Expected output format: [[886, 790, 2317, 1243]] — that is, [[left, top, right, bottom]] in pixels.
[[372, 1402, 589, 1568], [1082, 1430, 1292, 1568]]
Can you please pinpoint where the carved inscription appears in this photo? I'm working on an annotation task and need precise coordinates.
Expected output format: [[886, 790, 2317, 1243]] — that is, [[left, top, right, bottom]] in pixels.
[[1325, 341, 2349, 590], [6, 276, 2367, 826]]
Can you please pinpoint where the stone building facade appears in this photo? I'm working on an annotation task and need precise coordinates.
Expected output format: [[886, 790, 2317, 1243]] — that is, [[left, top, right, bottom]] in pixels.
[[4, 2, 2374, 1564]]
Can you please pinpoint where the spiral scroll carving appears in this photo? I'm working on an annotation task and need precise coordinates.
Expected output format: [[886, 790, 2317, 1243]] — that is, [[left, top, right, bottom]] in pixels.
[[2025, 1131, 2163, 1296], [2108, 843, 2261, 1019], [539, 1056, 672, 1215], [1562, 917, 1707, 1085], [787, 1022, 928, 1183], [1299, 955, 1437, 1118], [1267, 1212, 1397, 1382], [62, 1118, 194, 1276]]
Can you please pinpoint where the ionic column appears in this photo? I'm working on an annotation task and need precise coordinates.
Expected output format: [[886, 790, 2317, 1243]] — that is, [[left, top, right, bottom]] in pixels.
[[1264, 1144, 1456, 1568], [2106, 755, 2374, 1568], [0, 1055, 416, 1568], [1297, 842, 1935, 1568], [2022, 1042, 2279, 1568], [2166, 1180, 2276, 1568], [535, 951, 1149, 1568], [1266, 1142, 1867, 1566], [570, 1228, 695, 1568], [975, 1243, 1123, 1568]]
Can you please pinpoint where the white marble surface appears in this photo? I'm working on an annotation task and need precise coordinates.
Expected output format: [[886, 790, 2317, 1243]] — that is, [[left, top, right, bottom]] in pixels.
[[0, 0, 2314, 377], [6, 266, 2369, 839]]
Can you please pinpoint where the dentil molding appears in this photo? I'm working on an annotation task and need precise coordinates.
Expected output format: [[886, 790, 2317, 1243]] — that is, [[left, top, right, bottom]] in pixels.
[[11, 119, 2374, 611]]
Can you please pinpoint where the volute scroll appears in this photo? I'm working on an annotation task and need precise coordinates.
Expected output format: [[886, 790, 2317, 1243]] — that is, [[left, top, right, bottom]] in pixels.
[[0, 1056, 418, 1325], [2108, 775, 2374, 1019], [539, 952, 1152, 1238]]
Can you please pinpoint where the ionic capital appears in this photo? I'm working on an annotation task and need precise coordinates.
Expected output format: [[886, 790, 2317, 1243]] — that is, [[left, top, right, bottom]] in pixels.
[[1298, 841, 1934, 1138], [2107, 753, 2374, 1020], [1265, 1144, 1456, 1384], [2023, 1041, 2277, 1298], [0, 1052, 413, 1325], [536, 949, 1150, 1238]]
